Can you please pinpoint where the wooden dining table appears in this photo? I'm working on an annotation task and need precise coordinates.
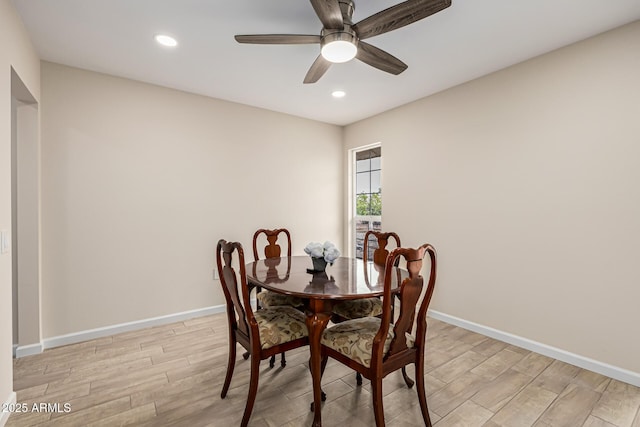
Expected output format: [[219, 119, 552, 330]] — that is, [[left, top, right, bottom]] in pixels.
[[246, 255, 406, 427]]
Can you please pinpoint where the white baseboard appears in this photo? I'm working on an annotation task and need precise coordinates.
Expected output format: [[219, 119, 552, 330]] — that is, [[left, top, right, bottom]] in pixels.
[[42, 305, 226, 351], [15, 343, 43, 358], [1, 392, 17, 427], [428, 309, 640, 388]]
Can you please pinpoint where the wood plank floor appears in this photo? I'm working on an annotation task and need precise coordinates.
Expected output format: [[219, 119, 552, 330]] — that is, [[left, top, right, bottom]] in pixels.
[[6, 312, 640, 426]]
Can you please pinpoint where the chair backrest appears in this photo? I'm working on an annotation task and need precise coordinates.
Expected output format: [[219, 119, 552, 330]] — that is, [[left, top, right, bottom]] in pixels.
[[363, 230, 401, 266], [375, 244, 437, 363], [217, 239, 257, 347], [252, 228, 292, 261]]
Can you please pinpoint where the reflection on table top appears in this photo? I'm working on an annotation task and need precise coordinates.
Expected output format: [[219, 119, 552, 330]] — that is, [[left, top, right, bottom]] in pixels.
[[246, 256, 406, 300]]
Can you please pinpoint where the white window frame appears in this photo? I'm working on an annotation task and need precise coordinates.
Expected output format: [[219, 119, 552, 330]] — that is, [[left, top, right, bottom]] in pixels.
[[348, 143, 382, 259]]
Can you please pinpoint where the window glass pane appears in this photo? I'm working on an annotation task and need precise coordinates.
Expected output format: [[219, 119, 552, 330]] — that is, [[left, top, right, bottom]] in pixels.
[[370, 192, 381, 215], [371, 170, 381, 194], [356, 158, 370, 173], [371, 156, 381, 170], [356, 172, 370, 195], [356, 193, 371, 216]]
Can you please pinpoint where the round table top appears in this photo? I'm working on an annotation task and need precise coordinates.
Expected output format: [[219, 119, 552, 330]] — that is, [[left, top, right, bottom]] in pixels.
[[246, 256, 406, 300]]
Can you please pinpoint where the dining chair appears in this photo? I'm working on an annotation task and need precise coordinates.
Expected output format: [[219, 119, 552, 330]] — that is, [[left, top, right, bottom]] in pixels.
[[217, 239, 309, 427], [331, 230, 405, 386], [331, 231, 401, 323], [320, 243, 437, 427], [251, 228, 304, 368], [252, 228, 304, 310]]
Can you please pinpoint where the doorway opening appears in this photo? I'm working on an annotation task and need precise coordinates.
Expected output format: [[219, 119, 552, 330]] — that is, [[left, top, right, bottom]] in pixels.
[[11, 67, 42, 357]]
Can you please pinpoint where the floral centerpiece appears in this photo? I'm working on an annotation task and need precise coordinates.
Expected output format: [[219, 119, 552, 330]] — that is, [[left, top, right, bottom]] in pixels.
[[304, 241, 340, 272]]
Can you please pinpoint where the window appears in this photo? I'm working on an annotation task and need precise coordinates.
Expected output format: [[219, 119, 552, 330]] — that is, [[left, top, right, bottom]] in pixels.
[[353, 146, 382, 259]]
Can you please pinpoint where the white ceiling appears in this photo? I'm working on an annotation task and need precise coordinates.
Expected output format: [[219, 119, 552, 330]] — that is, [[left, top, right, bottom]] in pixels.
[[12, 0, 640, 126]]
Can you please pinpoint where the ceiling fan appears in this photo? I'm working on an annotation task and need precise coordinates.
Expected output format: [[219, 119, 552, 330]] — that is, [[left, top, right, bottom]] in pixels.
[[234, 0, 452, 84]]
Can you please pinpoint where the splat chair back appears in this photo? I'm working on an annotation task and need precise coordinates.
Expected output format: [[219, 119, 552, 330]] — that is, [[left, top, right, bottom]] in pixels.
[[253, 228, 291, 261], [217, 240, 253, 352], [251, 227, 301, 306], [364, 230, 401, 267], [381, 245, 437, 367], [362, 230, 402, 290]]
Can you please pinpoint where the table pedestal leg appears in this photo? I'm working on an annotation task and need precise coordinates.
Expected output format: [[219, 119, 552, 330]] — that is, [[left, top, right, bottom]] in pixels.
[[305, 306, 331, 427]]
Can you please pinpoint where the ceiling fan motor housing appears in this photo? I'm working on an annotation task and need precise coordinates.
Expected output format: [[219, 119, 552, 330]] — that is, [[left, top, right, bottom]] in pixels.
[[321, 26, 358, 46]]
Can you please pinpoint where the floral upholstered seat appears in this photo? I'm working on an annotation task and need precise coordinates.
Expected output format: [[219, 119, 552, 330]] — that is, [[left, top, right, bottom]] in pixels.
[[331, 297, 383, 320], [254, 306, 308, 349], [321, 316, 414, 368], [257, 290, 304, 310]]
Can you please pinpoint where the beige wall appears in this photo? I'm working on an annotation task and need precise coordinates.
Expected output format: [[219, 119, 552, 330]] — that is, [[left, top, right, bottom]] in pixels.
[[40, 62, 343, 337], [344, 21, 640, 374], [1, 0, 40, 415]]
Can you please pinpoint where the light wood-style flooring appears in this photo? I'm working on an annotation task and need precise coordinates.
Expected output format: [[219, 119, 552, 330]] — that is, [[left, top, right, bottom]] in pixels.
[[6, 312, 640, 426]]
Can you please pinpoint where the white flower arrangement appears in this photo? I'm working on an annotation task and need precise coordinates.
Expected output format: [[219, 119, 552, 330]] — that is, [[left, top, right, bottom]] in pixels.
[[304, 241, 341, 264]]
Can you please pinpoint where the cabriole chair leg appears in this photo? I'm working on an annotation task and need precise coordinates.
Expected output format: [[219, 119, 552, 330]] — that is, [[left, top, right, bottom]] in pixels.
[[401, 367, 414, 388]]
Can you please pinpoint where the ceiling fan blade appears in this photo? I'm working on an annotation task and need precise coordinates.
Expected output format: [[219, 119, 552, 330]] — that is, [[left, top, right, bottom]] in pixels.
[[353, 0, 451, 40], [310, 0, 344, 30], [356, 41, 407, 75], [303, 55, 332, 84], [235, 34, 321, 45]]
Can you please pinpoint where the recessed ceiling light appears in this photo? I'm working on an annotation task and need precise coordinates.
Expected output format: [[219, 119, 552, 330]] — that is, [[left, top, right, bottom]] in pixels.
[[155, 34, 178, 47], [332, 90, 346, 98]]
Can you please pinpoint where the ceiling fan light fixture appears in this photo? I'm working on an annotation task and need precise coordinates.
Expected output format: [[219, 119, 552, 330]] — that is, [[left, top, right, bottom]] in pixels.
[[321, 32, 357, 63]]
